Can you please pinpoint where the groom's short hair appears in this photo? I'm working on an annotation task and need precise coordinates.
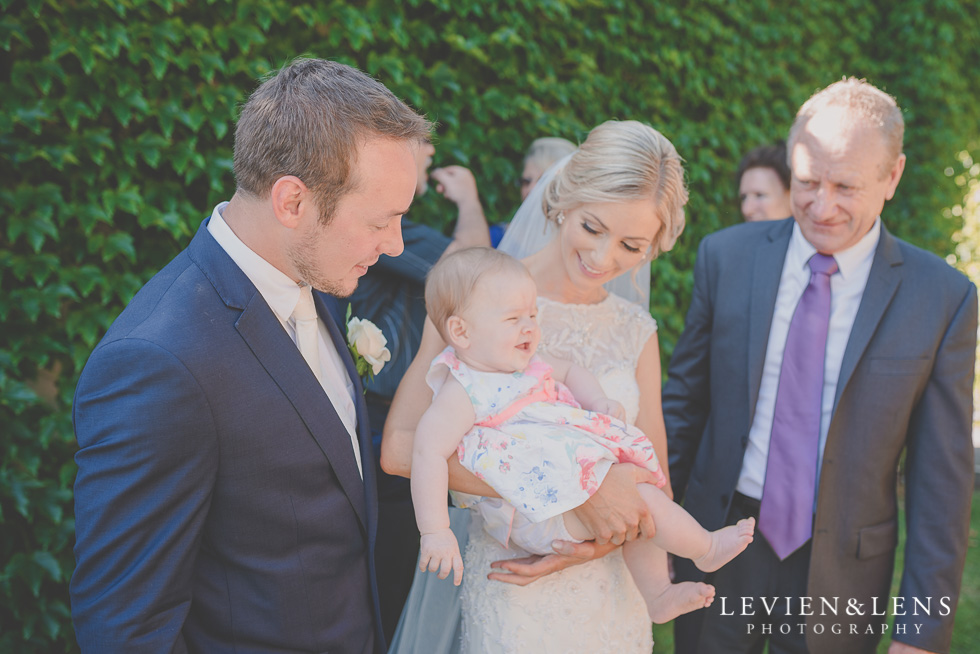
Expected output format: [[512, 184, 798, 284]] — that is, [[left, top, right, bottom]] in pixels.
[[233, 58, 432, 223]]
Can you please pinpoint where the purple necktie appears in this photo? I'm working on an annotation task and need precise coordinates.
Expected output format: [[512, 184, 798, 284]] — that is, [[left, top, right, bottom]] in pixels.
[[759, 252, 838, 560]]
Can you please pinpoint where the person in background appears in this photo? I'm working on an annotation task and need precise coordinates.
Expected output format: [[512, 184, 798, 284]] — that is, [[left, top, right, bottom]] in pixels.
[[737, 141, 792, 221], [348, 137, 490, 644], [519, 136, 577, 201]]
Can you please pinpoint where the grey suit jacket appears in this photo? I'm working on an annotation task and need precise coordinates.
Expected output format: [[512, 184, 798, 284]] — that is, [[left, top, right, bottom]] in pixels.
[[665, 218, 976, 654]]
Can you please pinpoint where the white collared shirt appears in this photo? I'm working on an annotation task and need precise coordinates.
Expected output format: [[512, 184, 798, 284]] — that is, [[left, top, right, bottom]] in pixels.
[[736, 219, 881, 500], [207, 202, 362, 478]]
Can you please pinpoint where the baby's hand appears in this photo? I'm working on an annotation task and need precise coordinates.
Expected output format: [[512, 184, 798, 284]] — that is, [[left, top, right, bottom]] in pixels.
[[649, 462, 668, 489], [591, 397, 626, 421], [419, 528, 464, 586]]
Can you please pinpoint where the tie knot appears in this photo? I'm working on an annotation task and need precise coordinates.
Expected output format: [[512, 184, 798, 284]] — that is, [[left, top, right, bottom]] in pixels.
[[808, 253, 838, 277], [293, 285, 318, 322]]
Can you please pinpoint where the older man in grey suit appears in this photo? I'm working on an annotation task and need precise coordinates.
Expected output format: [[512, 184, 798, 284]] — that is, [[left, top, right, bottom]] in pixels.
[[666, 78, 976, 654]]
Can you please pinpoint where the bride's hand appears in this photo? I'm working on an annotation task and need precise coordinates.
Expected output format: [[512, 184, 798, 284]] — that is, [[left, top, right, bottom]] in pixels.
[[571, 463, 658, 545], [487, 540, 617, 586]]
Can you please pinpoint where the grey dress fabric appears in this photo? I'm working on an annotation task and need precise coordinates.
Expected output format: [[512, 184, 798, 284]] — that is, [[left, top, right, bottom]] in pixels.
[[388, 508, 470, 653]]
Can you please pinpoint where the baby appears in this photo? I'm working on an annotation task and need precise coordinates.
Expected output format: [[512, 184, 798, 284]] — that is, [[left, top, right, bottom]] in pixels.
[[411, 247, 755, 623]]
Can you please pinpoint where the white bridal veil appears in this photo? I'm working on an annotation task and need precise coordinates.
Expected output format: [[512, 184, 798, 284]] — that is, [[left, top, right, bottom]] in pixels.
[[497, 153, 652, 307]]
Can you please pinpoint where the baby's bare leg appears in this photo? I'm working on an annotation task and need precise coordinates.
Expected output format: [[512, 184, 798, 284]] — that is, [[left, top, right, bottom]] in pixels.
[[564, 483, 754, 623], [636, 484, 754, 572], [563, 493, 715, 624], [623, 539, 716, 623]]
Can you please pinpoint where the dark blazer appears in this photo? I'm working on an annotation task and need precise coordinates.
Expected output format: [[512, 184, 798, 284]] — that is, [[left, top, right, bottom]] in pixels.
[[71, 219, 384, 653], [665, 218, 976, 654]]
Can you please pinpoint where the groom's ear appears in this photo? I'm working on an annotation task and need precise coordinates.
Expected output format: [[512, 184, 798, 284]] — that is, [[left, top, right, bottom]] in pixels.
[[446, 315, 469, 349], [270, 175, 311, 229]]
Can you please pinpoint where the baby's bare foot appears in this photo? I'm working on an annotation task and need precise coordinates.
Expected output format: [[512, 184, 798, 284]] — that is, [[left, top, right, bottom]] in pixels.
[[694, 517, 755, 573], [648, 582, 715, 624]]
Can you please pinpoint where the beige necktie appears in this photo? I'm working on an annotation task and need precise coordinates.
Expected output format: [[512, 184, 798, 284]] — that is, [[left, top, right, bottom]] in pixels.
[[290, 285, 364, 479], [292, 285, 322, 383]]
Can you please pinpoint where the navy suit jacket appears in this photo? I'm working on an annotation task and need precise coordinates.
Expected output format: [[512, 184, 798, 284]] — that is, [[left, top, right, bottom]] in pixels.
[[665, 218, 976, 654], [71, 219, 384, 653]]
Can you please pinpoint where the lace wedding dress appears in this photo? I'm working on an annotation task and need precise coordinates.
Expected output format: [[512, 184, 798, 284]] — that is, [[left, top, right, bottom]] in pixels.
[[459, 293, 658, 654]]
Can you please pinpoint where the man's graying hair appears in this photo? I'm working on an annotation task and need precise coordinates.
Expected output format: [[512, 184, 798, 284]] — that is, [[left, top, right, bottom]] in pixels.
[[233, 58, 432, 223], [788, 77, 904, 178], [524, 137, 577, 173]]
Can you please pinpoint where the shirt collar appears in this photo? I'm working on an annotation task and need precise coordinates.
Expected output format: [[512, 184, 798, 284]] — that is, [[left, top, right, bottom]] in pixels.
[[787, 217, 881, 281], [207, 202, 303, 324]]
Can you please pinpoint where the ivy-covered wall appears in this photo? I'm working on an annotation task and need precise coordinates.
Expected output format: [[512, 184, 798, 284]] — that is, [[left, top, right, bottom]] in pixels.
[[2, 0, 978, 649]]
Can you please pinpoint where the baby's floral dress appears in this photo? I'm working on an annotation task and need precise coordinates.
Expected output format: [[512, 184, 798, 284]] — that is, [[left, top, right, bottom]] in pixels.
[[426, 347, 665, 546]]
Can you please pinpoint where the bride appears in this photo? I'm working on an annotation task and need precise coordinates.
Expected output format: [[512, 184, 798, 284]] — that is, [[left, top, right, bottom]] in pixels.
[[382, 119, 688, 652]]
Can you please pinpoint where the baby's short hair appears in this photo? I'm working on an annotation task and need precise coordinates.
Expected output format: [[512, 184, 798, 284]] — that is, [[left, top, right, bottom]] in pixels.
[[425, 247, 532, 342]]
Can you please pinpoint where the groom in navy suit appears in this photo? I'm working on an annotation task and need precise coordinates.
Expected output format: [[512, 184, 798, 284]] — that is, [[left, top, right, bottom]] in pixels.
[[70, 59, 431, 653]]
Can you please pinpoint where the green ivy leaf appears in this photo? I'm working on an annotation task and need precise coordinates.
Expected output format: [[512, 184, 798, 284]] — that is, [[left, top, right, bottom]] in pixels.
[[31, 552, 61, 583], [103, 232, 137, 263], [0, 20, 29, 50]]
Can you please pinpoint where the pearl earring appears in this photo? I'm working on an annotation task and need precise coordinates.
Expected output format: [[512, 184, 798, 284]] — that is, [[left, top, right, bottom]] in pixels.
[[556, 212, 565, 225]]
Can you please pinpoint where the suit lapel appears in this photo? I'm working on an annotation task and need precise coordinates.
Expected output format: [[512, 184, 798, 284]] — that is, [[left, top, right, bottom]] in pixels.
[[832, 226, 903, 410], [314, 293, 379, 513], [187, 220, 369, 531], [317, 293, 381, 624], [317, 295, 363, 399], [746, 219, 793, 422], [316, 294, 379, 497], [235, 293, 369, 530]]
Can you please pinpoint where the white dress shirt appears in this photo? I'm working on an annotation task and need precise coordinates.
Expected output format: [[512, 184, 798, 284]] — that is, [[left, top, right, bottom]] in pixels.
[[207, 202, 362, 477], [736, 219, 881, 500]]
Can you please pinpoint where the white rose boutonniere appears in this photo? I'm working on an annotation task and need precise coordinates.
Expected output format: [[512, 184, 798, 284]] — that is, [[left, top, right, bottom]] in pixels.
[[345, 304, 391, 383]]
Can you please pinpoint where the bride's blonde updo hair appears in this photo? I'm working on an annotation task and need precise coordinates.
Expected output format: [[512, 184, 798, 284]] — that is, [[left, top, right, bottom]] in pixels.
[[542, 120, 688, 259]]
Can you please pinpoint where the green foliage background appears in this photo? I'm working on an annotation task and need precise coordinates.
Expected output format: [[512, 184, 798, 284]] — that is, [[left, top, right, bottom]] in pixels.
[[2, 0, 978, 650]]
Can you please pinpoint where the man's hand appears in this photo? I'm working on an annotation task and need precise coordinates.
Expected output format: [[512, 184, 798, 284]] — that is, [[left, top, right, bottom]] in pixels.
[[431, 166, 490, 251], [590, 397, 626, 422], [419, 528, 464, 586], [887, 642, 937, 654], [571, 463, 658, 545], [431, 166, 480, 209], [487, 540, 618, 586]]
